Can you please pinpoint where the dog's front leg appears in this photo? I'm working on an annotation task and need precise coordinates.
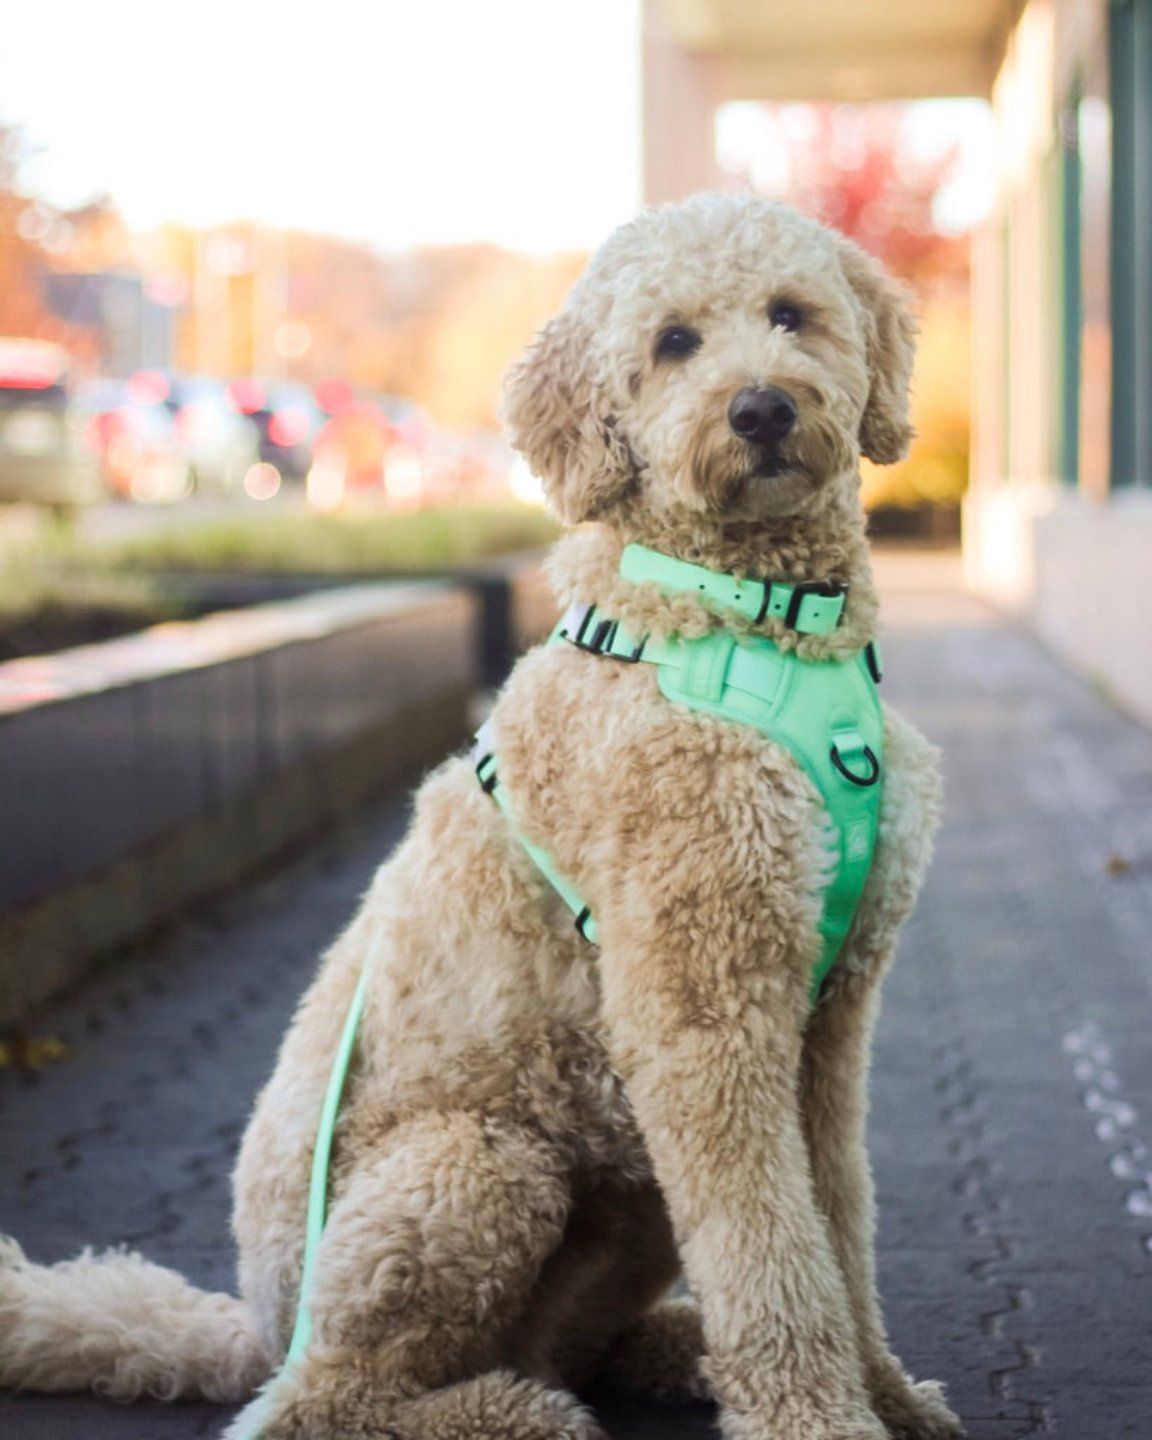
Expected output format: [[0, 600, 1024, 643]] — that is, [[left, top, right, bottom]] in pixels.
[[798, 709, 960, 1439], [802, 976, 963, 1440], [596, 882, 887, 1440]]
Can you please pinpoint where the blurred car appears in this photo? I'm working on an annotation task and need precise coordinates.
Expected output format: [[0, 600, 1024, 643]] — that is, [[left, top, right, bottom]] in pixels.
[[229, 377, 325, 485], [305, 399, 438, 512], [0, 339, 105, 510], [421, 429, 516, 505], [161, 374, 262, 495], [75, 379, 194, 504], [305, 401, 395, 510]]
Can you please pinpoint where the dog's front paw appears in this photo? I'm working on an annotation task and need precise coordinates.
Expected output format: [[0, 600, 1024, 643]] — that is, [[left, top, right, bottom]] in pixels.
[[723, 1412, 888, 1440], [869, 1370, 964, 1440], [396, 1373, 607, 1440]]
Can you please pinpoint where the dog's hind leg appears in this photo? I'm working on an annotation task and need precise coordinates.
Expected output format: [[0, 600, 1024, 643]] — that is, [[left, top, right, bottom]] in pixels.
[[0, 1236, 269, 1402], [223, 1111, 604, 1440]]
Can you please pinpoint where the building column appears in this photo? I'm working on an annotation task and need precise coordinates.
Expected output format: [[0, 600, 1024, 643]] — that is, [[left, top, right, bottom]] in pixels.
[[641, 0, 725, 205]]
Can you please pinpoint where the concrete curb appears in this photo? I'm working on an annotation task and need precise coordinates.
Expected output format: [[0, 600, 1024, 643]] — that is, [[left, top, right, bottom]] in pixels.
[[0, 581, 479, 1024]]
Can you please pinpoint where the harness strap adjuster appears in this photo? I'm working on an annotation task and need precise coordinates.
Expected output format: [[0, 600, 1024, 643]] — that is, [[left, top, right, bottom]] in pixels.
[[475, 750, 499, 794]]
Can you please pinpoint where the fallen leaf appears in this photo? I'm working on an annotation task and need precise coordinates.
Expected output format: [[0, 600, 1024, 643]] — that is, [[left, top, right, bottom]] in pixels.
[[0, 1032, 71, 1071]]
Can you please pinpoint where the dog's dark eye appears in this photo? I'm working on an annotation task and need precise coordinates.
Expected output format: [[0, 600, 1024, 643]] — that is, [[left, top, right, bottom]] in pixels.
[[769, 301, 804, 333], [654, 325, 702, 361]]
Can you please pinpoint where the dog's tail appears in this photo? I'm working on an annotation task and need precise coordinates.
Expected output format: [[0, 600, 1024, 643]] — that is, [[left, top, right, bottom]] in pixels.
[[0, 1236, 271, 1402]]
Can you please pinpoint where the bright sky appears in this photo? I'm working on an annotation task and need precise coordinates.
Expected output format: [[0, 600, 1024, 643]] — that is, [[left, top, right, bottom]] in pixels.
[[0, 0, 643, 253]]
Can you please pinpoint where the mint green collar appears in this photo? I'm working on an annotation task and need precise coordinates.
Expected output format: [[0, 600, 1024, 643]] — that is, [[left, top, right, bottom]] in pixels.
[[619, 542, 847, 636]]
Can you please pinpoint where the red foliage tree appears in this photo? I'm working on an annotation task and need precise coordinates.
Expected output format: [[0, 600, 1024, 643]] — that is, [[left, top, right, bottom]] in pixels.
[[735, 104, 968, 289]]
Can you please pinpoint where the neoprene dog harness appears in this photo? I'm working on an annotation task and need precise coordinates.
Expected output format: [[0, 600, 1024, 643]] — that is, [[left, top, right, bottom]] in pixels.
[[474, 543, 885, 1006], [250, 544, 884, 1431]]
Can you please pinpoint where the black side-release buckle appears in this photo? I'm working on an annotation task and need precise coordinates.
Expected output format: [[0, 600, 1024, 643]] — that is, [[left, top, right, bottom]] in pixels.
[[560, 602, 608, 651], [561, 603, 646, 662]]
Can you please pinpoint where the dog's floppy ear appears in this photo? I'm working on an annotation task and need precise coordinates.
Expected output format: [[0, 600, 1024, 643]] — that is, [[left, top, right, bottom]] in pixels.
[[502, 307, 636, 524], [837, 239, 918, 465]]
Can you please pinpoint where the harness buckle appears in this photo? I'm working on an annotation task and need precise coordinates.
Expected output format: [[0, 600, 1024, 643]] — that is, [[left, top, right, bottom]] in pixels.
[[783, 579, 848, 630], [560, 602, 646, 662]]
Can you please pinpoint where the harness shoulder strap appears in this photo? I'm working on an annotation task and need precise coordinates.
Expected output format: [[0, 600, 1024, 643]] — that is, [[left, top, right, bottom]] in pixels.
[[482, 603, 883, 1006]]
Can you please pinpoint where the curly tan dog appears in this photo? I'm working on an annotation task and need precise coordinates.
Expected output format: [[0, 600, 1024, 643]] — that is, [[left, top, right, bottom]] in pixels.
[[0, 194, 963, 1440]]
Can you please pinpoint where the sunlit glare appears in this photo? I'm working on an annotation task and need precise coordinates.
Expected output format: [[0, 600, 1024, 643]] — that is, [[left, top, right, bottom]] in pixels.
[[383, 453, 423, 504], [243, 462, 282, 501], [306, 460, 346, 512], [0, 1, 642, 254], [508, 455, 545, 506]]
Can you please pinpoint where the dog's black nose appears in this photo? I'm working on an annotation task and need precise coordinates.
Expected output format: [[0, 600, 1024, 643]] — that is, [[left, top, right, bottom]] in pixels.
[[728, 386, 798, 445]]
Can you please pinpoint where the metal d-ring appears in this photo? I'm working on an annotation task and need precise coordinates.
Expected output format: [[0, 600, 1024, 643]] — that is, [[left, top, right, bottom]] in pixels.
[[830, 742, 880, 787]]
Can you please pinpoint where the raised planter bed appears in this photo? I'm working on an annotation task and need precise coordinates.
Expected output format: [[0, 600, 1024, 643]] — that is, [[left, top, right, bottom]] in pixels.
[[140, 549, 559, 688], [0, 582, 479, 1024]]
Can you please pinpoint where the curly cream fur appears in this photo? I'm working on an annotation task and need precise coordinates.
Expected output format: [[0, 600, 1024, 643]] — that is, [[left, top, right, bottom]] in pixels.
[[0, 195, 960, 1440]]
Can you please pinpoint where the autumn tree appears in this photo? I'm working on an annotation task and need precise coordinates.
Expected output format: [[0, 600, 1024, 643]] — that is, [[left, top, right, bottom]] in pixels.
[[731, 103, 967, 289], [0, 122, 58, 336]]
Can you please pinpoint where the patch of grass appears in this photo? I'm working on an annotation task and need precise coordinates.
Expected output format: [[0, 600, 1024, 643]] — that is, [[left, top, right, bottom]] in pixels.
[[0, 502, 560, 660], [0, 556, 194, 662], [101, 503, 560, 575]]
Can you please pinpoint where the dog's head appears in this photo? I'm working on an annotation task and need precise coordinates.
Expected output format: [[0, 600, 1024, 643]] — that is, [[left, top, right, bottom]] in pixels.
[[503, 194, 916, 527]]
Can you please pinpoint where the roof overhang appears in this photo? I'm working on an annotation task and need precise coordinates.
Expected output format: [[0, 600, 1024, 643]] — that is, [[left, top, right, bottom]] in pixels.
[[654, 0, 1014, 100]]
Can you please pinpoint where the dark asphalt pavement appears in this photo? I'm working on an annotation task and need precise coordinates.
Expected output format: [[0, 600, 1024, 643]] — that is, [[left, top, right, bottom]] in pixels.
[[1, 551, 1150, 1438]]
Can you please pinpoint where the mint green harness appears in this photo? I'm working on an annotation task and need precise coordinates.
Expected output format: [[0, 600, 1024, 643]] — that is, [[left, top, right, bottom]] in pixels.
[[475, 543, 885, 1005], [253, 545, 883, 1424]]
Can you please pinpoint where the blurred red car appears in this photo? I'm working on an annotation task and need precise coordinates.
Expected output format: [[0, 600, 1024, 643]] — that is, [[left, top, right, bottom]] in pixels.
[[306, 401, 427, 511]]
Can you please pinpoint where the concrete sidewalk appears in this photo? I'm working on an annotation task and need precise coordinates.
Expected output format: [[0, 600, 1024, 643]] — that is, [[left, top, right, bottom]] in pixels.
[[1, 550, 1150, 1439]]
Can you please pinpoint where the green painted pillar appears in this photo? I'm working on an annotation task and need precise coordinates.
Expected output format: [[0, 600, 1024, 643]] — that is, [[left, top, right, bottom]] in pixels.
[[1109, 0, 1152, 489]]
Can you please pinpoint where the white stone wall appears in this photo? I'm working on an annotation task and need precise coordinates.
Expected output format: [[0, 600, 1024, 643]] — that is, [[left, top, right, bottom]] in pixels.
[[966, 484, 1152, 724]]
